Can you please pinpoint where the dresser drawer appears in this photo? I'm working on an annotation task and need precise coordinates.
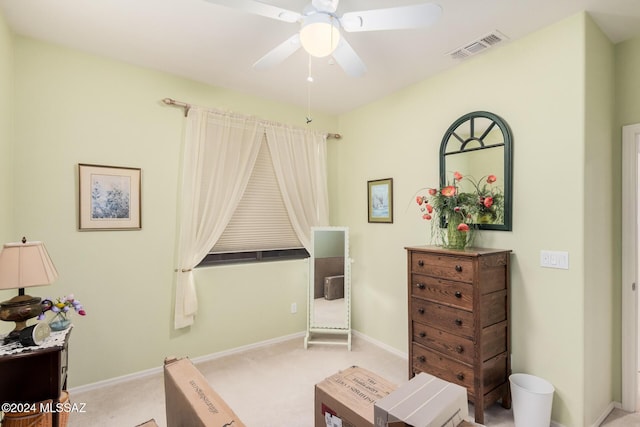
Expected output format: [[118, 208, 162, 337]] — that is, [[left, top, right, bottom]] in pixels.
[[413, 322, 473, 364], [412, 344, 509, 399], [411, 273, 473, 310], [411, 253, 473, 283], [413, 320, 508, 365], [412, 298, 474, 339], [412, 344, 474, 392]]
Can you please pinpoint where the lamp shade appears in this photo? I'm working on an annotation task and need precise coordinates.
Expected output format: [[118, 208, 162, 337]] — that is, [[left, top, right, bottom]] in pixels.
[[0, 240, 58, 290], [299, 13, 341, 58]]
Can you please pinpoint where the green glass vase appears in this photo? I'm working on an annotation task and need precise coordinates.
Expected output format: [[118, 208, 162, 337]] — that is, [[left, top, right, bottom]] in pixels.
[[444, 213, 468, 250]]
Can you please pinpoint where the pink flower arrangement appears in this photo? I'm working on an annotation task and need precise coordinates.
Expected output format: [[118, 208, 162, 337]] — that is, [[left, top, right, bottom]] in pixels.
[[416, 171, 504, 227], [416, 172, 475, 233], [415, 171, 504, 248]]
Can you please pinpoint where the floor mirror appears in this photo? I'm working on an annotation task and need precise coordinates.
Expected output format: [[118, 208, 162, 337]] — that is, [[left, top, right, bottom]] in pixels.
[[304, 226, 351, 350]]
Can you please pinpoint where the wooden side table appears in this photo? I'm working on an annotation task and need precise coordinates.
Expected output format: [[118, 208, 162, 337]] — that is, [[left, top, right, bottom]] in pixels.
[[0, 327, 71, 427]]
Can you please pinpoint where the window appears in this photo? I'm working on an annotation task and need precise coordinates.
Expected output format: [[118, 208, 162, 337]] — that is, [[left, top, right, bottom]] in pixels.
[[198, 138, 309, 266]]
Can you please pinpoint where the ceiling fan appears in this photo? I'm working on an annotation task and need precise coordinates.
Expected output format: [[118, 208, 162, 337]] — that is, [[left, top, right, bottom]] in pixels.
[[204, 0, 442, 77]]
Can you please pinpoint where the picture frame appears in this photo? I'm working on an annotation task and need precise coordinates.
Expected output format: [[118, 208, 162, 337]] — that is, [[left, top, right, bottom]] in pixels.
[[78, 163, 141, 230], [367, 178, 393, 223]]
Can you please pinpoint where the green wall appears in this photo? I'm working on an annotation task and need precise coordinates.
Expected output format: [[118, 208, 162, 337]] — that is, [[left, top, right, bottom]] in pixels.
[[583, 15, 616, 422], [4, 35, 336, 386], [616, 37, 640, 126], [331, 13, 616, 426], [0, 11, 12, 244], [0, 11, 14, 308]]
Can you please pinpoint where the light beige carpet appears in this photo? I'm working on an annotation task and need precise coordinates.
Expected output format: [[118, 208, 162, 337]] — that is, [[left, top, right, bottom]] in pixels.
[[66, 335, 638, 427]]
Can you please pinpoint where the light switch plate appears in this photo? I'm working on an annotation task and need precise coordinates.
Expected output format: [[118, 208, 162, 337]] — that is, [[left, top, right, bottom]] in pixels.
[[540, 250, 569, 269]]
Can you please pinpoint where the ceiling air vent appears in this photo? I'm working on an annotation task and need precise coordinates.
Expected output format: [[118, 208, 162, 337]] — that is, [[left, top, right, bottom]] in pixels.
[[447, 30, 508, 60]]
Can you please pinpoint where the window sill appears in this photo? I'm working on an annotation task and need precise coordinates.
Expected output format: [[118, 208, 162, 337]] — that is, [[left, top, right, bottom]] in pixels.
[[196, 249, 309, 268]]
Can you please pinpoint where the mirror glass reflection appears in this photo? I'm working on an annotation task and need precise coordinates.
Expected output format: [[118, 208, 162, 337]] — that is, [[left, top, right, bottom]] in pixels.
[[309, 227, 350, 330]]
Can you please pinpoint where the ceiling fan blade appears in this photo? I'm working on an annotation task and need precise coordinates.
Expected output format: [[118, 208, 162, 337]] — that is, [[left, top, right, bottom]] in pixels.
[[332, 38, 366, 77], [253, 33, 302, 70], [341, 3, 442, 32], [203, 0, 301, 23]]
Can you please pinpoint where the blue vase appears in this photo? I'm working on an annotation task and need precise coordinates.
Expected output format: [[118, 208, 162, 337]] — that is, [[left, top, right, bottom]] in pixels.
[[49, 313, 71, 331]]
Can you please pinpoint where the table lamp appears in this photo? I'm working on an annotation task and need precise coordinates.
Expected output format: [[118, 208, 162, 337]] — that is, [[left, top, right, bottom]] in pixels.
[[0, 237, 58, 343]]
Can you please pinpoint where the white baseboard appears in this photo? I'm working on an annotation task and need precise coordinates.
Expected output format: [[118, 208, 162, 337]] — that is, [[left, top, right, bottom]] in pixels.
[[351, 329, 408, 360], [69, 362, 162, 395], [589, 402, 618, 427], [69, 331, 306, 394], [190, 331, 306, 366]]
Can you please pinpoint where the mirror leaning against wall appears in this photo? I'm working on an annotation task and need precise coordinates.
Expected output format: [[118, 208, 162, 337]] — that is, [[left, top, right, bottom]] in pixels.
[[305, 226, 351, 350]]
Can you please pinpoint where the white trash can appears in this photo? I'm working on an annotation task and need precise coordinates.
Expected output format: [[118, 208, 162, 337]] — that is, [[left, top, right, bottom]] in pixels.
[[509, 373, 554, 427]]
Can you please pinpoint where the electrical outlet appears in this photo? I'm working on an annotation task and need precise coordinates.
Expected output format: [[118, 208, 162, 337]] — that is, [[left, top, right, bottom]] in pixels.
[[290, 302, 297, 314], [540, 250, 569, 269]]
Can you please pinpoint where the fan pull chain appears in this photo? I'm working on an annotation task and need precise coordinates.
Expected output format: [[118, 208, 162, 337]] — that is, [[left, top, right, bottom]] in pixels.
[[306, 55, 313, 124], [331, 16, 337, 50]]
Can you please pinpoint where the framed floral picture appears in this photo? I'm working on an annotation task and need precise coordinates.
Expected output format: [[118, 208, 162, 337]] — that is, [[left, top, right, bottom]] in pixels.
[[78, 163, 141, 230], [367, 178, 393, 223]]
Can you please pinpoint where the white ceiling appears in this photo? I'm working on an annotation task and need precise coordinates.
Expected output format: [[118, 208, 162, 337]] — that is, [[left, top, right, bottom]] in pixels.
[[1, 0, 639, 115]]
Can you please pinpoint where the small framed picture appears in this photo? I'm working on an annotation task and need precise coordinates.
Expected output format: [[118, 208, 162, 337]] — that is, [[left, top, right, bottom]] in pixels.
[[367, 178, 393, 223], [78, 164, 141, 230]]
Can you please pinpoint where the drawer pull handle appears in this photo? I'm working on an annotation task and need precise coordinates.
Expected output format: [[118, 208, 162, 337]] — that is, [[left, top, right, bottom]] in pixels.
[[418, 260, 424, 267], [457, 373, 465, 381], [419, 332, 426, 338], [418, 356, 426, 363], [454, 291, 462, 298], [455, 318, 463, 326], [416, 283, 425, 290], [455, 265, 463, 272], [456, 345, 464, 353], [418, 308, 425, 315]]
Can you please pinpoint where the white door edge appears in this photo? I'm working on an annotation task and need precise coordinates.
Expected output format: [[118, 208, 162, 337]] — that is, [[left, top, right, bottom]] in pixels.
[[622, 123, 640, 412]]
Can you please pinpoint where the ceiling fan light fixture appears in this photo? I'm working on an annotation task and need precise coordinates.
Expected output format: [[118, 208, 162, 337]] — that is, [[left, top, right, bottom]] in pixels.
[[299, 13, 341, 58]]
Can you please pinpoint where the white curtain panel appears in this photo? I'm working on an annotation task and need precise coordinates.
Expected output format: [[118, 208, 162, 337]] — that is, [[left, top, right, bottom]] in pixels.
[[174, 108, 262, 329], [265, 124, 330, 251]]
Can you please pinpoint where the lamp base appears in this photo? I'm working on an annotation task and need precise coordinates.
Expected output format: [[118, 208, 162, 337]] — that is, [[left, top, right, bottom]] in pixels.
[[3, 322, 26, 343], [1, 294, 42, 343]]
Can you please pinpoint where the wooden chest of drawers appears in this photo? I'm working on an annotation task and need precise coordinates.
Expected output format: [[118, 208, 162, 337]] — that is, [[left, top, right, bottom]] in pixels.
[[405, 246, 511, 424]]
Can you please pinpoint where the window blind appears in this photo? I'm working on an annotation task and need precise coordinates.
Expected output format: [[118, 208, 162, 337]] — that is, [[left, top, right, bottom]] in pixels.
[[211, 139, 302, 253]]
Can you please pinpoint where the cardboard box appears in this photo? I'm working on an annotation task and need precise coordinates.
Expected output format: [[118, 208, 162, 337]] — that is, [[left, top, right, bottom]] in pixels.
[[315, 366, 398, 427], [374, 373, 468, 427], [135, 420, 160, 427], [164, 357, 246, 427]]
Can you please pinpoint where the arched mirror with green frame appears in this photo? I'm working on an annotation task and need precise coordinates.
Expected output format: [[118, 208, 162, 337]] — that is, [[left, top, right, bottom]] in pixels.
[[439, 111, 513, 231]]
